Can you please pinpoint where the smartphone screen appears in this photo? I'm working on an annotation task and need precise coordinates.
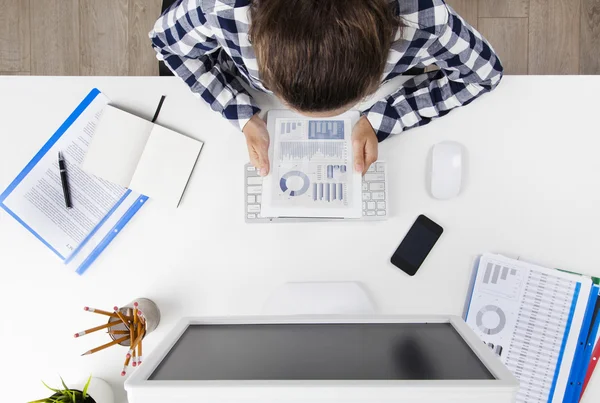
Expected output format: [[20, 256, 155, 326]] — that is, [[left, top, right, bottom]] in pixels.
[[390, 215, 443, 276]]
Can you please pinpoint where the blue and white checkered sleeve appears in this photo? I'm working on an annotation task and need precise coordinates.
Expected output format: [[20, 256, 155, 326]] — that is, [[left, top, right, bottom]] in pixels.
[[364, 4, 504, 141], [149, 0, 260, 131]]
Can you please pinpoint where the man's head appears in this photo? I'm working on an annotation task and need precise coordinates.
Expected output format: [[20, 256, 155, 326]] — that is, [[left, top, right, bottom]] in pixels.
[[250, 0, 398, 116]]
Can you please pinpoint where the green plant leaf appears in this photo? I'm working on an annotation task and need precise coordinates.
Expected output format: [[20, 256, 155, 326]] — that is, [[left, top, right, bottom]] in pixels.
[[60, 377, 71, 393], [42, 380, 61, 393], [81, 375, 92, 399], [27, 399, 49, 403]]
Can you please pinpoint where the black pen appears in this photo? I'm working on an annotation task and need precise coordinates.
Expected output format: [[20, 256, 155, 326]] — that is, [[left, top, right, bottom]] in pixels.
[[58, 152, 72, 209]]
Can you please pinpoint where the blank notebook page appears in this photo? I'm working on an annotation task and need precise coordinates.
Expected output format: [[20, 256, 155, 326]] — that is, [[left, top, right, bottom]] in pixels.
[[82, 105, 153, 187], [129, 125, 203, 207]]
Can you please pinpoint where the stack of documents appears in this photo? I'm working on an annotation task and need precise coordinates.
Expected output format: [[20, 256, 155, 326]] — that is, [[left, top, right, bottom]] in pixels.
[[0, 89, 146, 274], [261, 110, 362, 218], [0, 88, 202, 274], [463, 253, 600, 403]]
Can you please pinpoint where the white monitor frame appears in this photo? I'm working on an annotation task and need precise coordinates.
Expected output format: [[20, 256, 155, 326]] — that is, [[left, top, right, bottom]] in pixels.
[[125, 315, 518, 403]]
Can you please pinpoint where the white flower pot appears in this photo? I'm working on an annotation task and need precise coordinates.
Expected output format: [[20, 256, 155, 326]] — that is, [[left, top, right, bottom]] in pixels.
[[71, 377, 114, 403]]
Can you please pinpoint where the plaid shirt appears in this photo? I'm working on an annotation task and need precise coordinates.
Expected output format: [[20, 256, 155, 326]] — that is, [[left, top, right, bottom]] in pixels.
[[150, 0, 503, 141]]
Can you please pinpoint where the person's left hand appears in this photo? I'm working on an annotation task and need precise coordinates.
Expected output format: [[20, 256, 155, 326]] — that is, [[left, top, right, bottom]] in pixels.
[[352, 115, 378, 175]]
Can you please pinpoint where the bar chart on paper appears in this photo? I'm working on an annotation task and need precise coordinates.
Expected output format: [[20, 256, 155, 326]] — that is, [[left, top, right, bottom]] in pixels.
[[481, 263, 521, 299], [308, 120, 344, 139], [280, 142, 345, 161], [280, 121, 303, 136], [312, 182, 344, 202], [278, 119, 346, 140], [326, 164, 347, 179]]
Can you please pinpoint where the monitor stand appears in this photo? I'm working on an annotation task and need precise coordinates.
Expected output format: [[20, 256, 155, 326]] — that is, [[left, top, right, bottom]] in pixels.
[[262, 282, 377, 315]]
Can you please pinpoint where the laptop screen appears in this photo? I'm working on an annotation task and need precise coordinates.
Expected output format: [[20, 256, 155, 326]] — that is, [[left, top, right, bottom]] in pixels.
[[149, 323, 494, 381]]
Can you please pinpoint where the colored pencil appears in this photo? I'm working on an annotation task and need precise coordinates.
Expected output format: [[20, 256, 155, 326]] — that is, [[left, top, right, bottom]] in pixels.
[[74, 320, 124, 337], [81, 335, 128, 356], [113, 306, 130, 330]]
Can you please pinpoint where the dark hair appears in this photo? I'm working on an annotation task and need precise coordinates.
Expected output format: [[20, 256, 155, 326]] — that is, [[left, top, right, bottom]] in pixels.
[[250, 0, 398, 112]]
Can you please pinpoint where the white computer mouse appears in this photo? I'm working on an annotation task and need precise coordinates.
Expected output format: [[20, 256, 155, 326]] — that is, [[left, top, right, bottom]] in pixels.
[[430, 141, 463, 200]]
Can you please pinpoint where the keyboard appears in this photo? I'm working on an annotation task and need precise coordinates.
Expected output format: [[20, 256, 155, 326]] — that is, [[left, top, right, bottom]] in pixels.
[[245, 161, 389, 223]]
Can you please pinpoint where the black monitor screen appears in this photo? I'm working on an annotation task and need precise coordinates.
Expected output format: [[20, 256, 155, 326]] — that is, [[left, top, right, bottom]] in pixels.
[[149, 323, 494, 381]]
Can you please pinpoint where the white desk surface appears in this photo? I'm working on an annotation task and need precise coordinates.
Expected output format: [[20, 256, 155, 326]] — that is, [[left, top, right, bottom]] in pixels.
[[1, 76, 599, 403]]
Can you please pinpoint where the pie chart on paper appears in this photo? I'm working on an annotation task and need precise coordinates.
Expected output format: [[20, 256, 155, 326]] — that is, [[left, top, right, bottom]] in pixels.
[[280, 171, 310, 196], [476, 305, 507, 335]]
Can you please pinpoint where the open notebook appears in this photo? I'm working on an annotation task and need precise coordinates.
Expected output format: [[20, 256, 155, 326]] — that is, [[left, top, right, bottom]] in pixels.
[[83, 105, 203, 208]]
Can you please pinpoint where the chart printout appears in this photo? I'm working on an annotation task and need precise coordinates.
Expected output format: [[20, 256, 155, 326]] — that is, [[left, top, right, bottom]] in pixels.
[[261, 111, 361, 218], [465, 254, 592, 403]]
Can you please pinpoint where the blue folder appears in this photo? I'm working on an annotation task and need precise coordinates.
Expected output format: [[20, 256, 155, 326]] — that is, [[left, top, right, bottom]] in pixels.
[[563, 286, 600, 402], [0, 88, 148, 274]]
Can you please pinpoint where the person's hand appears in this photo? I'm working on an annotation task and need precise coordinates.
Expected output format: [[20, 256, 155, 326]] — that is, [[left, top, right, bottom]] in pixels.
[[243, 114, 270, 176], [352, 115, 378, 175]]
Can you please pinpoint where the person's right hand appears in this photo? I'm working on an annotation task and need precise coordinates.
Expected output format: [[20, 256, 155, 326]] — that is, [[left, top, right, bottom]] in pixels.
[[243, 114, 270, 176]]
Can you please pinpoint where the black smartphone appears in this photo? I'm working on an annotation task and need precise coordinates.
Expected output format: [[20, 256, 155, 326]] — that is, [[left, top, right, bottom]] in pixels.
[[390, 215, 443, 276]]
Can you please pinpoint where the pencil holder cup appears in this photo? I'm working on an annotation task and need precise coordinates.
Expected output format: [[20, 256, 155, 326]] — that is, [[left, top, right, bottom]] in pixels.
[[108, 298, 160, 345]]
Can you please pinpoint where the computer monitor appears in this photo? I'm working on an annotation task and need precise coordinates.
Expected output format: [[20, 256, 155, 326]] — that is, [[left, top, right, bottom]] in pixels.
[[125, 316, 518, 403]]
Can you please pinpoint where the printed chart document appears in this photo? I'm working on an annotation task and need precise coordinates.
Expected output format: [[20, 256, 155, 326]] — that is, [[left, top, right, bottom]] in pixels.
[[464, 254, 594, 403], [0, 89, 147, 274], [261, 110, 362, 218], [82, 105, 203, 208]]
